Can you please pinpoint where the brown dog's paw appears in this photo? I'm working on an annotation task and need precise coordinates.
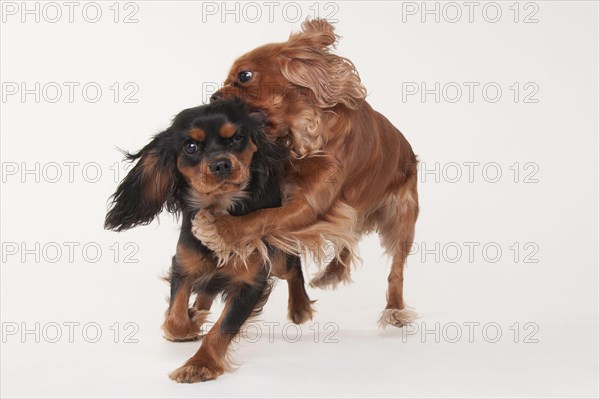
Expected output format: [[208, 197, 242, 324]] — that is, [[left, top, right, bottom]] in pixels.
[[169, 363, 223, 383], [378, 308, 418, 329], [162, 309, 209, 342]]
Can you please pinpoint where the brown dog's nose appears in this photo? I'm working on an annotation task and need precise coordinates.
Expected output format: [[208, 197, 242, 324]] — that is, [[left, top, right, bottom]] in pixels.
[[210, 92, 222, 103], [210, 158, 232, 177]]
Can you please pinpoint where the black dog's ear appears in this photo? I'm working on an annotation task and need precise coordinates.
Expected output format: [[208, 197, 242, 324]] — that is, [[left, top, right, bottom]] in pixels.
[[105, 130, 180, 232], [247, 114, 287, 194]]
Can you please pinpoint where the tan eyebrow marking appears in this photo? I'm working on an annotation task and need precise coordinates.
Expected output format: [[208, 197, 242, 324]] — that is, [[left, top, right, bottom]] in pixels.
[[219, 123, 237, 139], [188, 128, 205, 142]]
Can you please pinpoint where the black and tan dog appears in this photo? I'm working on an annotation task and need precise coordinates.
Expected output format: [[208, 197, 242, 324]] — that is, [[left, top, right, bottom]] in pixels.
[[105, 99, 314, 382]]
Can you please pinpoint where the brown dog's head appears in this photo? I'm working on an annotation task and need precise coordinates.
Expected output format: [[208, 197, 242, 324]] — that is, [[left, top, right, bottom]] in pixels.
[[211, 19, 367, 157]]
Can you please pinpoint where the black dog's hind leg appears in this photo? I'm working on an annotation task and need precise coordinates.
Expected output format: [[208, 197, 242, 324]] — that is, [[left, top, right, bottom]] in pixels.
[[284, 254, 315, 324]]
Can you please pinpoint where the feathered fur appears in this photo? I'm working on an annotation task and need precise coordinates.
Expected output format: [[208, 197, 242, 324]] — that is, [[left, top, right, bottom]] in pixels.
[[193, 19, 419, 330], [105, 99, 314, 383]]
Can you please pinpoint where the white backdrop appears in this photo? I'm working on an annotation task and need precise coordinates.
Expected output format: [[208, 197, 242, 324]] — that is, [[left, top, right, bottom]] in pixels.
[[1, 1, 598, 398]]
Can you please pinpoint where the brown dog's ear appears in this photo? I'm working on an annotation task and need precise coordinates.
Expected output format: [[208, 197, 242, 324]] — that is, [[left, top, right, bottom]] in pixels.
[[292, 18, 338, 50], [281, 19, 367, 110], [248, 109, 268, 128], [105, 131, 180, 232]]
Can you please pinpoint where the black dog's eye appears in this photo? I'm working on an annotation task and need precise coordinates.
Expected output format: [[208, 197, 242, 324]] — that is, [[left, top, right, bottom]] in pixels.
[[183, 142, 198, 154], [229, 135, 244, 146], [238, 71, 253, 83]]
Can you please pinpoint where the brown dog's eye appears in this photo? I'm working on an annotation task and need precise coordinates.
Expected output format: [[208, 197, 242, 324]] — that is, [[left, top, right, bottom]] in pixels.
[[238, 71, 253, 83], [183, 142, 198, 154]]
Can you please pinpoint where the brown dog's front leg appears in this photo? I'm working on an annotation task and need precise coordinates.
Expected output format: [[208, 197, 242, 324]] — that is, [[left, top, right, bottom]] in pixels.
[[192, 156, 343, 252]]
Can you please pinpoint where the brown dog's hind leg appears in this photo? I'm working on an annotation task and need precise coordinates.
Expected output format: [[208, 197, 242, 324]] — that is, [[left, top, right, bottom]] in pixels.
[[377, 174, 419, 328], [309, 247, 352, 289]]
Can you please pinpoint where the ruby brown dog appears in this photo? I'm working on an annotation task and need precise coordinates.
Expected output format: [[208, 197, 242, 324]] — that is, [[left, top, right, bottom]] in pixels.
[[193, 19, 419, 327], [105, 99, 314, 382]]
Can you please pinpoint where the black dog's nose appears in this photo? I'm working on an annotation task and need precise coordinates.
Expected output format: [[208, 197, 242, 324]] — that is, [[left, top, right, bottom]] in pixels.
[[210, 158, 232, 177], [210, 92, 222, 102]]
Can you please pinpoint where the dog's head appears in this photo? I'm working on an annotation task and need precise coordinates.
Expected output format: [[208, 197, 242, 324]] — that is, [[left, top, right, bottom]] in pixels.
[[211, 19, 367, 157], [105, 99, 283, 232]]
